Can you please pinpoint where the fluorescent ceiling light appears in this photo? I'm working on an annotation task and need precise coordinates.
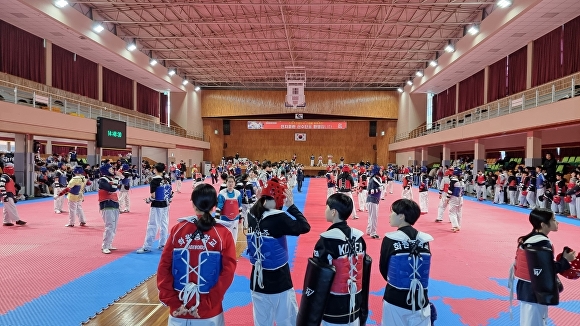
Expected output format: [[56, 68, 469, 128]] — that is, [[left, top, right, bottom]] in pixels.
[[149, 58, 157, 66], [168, 69, 176, 76], [429, 60, 438, 67], [127, 43, 137, 52], [92, 23, 104, 33], [497, 0, 512, 8], [415, 71, 424, 77], [445, 44, 455, 53], [397, 88, 403, 93], [468, 25, 479, 35], [54, 0, 68, 8], [182, 79, 189, 86], [194, 86, 201, 91], [406, 80, 413, 86]]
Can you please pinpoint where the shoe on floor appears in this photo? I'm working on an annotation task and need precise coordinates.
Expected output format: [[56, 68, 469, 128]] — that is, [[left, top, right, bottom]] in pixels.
[[15, 220, 26, 225], [109, 247, 118, 250], [55, 210, 62, 214], [65, 224, 74, 227], [102, 248, 111, 254], [370, 234, 380, 239], [452, 227, 460, 233], [158, 245, 165, 250], [3, 223, 14, 226], [352, 216, 359, 219], [136, 248, 151, 254], [80, 222, 86, 226], [435, 219, 442, 223]]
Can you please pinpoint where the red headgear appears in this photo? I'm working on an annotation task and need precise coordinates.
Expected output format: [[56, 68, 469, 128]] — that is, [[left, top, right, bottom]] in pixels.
[[444, 168, 454, 176], [2, 164, 14, 175], [261, 177, 288, 209], [556, 252, 580, 280], [342, 166, 350, 173]]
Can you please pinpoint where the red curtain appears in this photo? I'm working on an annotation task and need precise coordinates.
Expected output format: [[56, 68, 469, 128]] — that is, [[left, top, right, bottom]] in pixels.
[[563, 16, 580, 76], [507, 46, 528, 95], [0, 20, 45, 83], [159, 93, 168, 125], [532, 26, 563, 87], [458, 69, 485, 113], [488, 57, 508, 102], [52, 45, 98, 100], [103, 67, 133, 110], [434, 85, 456, 121], [137, 83, 160, 118]]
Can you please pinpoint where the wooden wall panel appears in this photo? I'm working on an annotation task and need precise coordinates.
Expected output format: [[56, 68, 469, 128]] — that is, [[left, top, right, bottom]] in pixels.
[[203, 119, 397, 167], [202, 90, 398, 119]]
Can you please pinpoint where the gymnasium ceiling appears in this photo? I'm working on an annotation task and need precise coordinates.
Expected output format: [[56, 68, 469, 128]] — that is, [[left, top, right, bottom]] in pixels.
[[2, 0, 580, 92]]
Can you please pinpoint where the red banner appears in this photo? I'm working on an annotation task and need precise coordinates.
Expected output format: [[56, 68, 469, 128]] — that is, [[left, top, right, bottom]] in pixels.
[[247, 121, 347, 130]]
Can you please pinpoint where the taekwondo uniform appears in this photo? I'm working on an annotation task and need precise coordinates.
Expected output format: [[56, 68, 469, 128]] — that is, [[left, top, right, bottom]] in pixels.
[[157, 216, 237, 326], [551, 178, 567, 214], [216, 188, 243, 242], [418, 173, 429, 214], [337, 167, 359, 219], [402, 173, 413, 200], [495, 171, 507, 204], [566, 179, 580, 218], [137, 173, 172, 253], [53, 163, 68, 214], [536, 172, 547, 209], [326, 169, 337, 199], [507, 174, 518, 206], [447, 169, 464, 232], [118, 164, 132, 213], [365, 167, 382, 238], [98, 163, 121, 254], [357, 173, 368, 212], [436, 171, 452, 222], [61, 166, 89, 227], [526, 173, 537, 210], [475, 172, 487, 201], [1, 164, 26, 226]]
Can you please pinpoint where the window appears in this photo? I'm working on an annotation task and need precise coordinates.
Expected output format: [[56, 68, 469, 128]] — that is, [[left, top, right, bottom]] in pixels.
[[293, 87, 299, 95], [426, 93, 434, 129]]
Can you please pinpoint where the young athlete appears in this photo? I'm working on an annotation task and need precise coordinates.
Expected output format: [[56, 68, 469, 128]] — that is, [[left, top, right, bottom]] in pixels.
[[246, 178, 310, 326], [157, 184, 236, 325], [336, 165, 359, 219], [510, 209, 576, 326], [402, 172, 413, 200], [418, 170, 429, 214], [380, 199, 433, 326], [215, 176, 243, 242], [53, 162, 68, 214], [59, 166, 90, 227], [366, 165, 382, 239], [1, 164, 27, 227], [98, 163, 121, 254], [118, 164, 132, 213], [447, 168, 464, 233]]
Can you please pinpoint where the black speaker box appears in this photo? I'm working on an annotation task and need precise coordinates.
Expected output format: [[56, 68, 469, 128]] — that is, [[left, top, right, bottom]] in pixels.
[[223, 120, 231, 135], [369, 121, 377, 137]]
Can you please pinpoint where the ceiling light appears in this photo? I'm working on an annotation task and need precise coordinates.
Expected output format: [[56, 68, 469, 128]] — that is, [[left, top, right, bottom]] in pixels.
[[397, 88, 403, 93], [468, 24, 480, 35], [497, 0, 512, 8], [407, 80, 413, 86], [445, 44, 455, 53], [92, 23, 104, 33], [429, 60, 438, 67], [168, 69, 176, 76], [194, 86, 201, 91], [149, 58, 157, 66], [182, 79, 188, 86], [127, 42, 137, 52], [415, 71, 424, 77], [54, 0, 68, 8]]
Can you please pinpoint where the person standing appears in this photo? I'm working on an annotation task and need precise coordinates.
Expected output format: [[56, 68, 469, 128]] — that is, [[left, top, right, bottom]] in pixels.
[[535, 166, 547, 209], [215, 176, 243, 242], [60, 166, 90, 227], [310, 154, 315, 167], [543, 153, 557, 186], [418, 171, 429, 214], [157, 184, 236, 325], [447, 168, 465, 233], [118, 164, 132, 213], [380, 199, 433, 326], [366, 166, 382, 239], [308, 193, 367, 325], [336, 165, 359, 219], [246, 178, 310, 326], [510, 209, 576, 326], [98, 163, 121, 254], [296, 166, 304, 193], [53, 162, 68, 214], [137, 163, 172, 253], [1, 164, 27, 227], [318, 154, 324, 167]]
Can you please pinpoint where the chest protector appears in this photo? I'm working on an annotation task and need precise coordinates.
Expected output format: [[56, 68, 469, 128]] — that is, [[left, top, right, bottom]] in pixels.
[[57, 171, 67, 187], [320, 228, 364, 296], [1, 175, 16, 195], [326, 173, 336, 187], [171, 219, 222, 311], [514, 247, 531, 282], [450, 179, 463, 197], [220, 190, 241, 221], [246, 210, 289, 276], [477, 175, 485, 184], [386, 230, 433, 291], [403, 178, 410, 188], [154, 183, 172, 201], [338, 175, 352, 191], [98, 177, 118, 202]]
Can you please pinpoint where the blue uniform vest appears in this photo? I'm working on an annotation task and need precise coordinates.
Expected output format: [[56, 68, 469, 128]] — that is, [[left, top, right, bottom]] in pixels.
[[69, 185, 82, 195], [450, 180, 463, 197], [246, 210, 289, 270], [385, 230, 433, 290], [172, 248, 221, 294], [154, 184, 172, 201], [57, 172, 67, 186]]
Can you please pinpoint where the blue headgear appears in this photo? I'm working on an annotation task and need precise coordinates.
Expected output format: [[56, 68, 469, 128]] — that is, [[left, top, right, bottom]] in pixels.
[[453, 168, 462, 176], [99, 163, 113, 176], [40, 167, 47, 173], [73, 166, 84, 175], [371, 164, 381, 176], [421, 166, 428, 173], [121, 164, 130, 171]]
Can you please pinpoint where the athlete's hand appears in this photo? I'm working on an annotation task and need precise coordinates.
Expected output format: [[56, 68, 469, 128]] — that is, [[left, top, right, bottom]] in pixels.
[[284, 188, 294, 207], [564, 250, 577, 263], [172, 305, 189, 317]]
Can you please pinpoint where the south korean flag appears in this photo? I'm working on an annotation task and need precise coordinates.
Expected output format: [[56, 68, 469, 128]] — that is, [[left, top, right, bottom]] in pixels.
[[295, 133, 307, 141]]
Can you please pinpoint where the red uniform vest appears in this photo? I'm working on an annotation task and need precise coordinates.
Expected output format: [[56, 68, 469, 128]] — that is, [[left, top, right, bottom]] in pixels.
[[1, 175, 16, 195], [476, 175, 485, 184], [514, 247, 531, 282]]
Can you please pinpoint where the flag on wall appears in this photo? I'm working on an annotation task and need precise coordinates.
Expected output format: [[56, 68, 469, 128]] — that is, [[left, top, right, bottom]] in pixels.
[[295, 133, 307, 141]]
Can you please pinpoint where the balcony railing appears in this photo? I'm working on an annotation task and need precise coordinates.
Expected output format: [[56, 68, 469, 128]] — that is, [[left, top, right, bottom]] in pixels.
[[0, 73, 206, 142], [391, 72, 580, 143]]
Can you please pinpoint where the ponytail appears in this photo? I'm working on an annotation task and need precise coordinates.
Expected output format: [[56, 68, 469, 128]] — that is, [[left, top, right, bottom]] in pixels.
[[250, 196, 269, 220], [197, 211, 215, 232], [191, 184, 218, 232]]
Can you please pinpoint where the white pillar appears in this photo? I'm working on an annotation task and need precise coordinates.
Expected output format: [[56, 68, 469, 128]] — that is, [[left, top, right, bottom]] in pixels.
[[525, 131, 542, 167], [474, 140, 486, 174]]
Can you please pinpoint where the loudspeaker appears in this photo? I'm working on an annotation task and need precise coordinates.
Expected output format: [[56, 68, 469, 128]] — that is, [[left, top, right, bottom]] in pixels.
[[223, 143, 228, 149], [223, 120, 231, 135], [369, 121, 377, 137]]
